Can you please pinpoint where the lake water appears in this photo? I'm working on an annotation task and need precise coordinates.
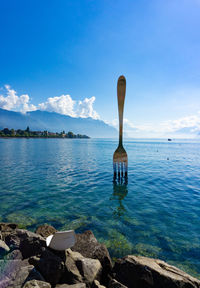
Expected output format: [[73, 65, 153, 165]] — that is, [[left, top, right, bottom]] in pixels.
[[0, 138, 200, 278]]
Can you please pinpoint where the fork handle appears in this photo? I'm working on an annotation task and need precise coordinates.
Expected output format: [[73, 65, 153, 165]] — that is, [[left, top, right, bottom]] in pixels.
[[117, 75, 126, 146]]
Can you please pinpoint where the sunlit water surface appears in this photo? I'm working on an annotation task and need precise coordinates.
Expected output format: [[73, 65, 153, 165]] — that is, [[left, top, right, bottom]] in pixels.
[[0, 138, 200, 278]]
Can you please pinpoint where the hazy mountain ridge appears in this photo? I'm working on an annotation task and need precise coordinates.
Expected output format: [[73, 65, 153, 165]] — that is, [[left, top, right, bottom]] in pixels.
[[0, 108, 117, 138]]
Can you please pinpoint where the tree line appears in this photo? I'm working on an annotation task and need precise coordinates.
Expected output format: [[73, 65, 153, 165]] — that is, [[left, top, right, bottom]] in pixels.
[[0, 127, 90, 139]]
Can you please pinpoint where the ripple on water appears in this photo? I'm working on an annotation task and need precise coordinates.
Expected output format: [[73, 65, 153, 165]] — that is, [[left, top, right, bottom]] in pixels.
[[0, 138, 200, 278]]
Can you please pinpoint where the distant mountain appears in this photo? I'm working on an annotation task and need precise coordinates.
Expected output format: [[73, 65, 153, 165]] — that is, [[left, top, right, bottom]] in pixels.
[[0, 108, 117, 138], [175, 127, 197, 134]]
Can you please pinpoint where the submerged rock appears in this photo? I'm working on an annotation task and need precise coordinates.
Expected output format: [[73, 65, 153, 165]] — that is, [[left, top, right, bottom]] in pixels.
[[112, 255, 200, 288]]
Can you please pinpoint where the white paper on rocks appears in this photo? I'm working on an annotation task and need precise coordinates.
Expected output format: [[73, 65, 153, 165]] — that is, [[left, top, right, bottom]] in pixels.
[[46, 230, 76, 251]]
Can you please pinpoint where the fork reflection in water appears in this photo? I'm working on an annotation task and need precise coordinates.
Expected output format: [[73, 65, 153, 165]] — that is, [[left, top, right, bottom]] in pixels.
[[111, 182, 128, 217]]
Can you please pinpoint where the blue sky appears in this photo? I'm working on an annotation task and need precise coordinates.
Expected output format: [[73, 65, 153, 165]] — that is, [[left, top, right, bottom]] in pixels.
[[1, 0, 200, 137]]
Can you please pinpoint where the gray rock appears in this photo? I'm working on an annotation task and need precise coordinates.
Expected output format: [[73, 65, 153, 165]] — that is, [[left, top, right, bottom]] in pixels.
[[76, 257, 102, 284], [93, 279, 107, 288], [35, 224, 57, 239], [0, 277, 11, 288], [112, 255, 200, 288], [0, 259, 44, 288], [0, 239, 10, 253], [23, 280, 51, 288], [63, 249, 83, 283], [0, 223, 18, 241], [108, 279, 127, 288], [14, 265, 45, 287], [72, 231, 112, 283], [29, 248, 65, 286], [6, 249, 22, 260], [76, 258, 102, 284], [0, 259, 23, 287], [63, 249, 102, 286], [19, 237, 46, 259], [56, 284, 86, 288], [5, 229, 46, 258], [0, 223, 18, 230]]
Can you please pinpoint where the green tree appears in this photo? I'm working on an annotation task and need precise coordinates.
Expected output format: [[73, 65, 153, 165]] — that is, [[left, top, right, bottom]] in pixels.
[[67, 131, 74, 138], [11, 129, 15, 136], [3, 128, 10, 135]]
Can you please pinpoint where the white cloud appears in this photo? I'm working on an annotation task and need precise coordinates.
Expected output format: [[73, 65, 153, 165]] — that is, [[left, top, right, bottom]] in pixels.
[[162, 113, 200, 132], [38, 95, 76, 117], [0, 85, 100, 120], [0, 85, 37, 113], [110, 118, 139, 131], [77, 96, 100, 119], [109, 113, 200, 138], [3, 85, 200, 137], [38, 95, 100, 119]]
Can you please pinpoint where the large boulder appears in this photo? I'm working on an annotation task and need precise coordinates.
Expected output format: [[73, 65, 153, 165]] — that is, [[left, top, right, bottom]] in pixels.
[[63, 250, 83, 283], [72, 231, 112, 283], [19, 237, 46, 259], [29, 248, 65, 286], [112, 255, 200, 288], [12, 265, 45, 288], [5, 229, 46, 258], [0, 259, 44, 288], [76, 257, 102, 284], [62, 248, 102, 286], [35, 224, 57, 239]]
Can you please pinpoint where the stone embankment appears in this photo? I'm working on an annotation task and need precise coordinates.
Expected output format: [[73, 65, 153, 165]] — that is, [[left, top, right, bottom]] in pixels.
[[0, 223, 199, 288]]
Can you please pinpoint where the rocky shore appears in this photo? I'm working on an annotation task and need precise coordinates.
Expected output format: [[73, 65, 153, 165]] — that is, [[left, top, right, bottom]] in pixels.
[[0, 223, 199, 288]]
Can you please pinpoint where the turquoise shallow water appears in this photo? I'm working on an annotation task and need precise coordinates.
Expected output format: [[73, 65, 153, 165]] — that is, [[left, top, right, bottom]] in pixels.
[[0, 138, 200, 277]]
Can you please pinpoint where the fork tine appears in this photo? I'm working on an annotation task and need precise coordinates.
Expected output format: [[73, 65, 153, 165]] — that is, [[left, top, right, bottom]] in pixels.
[[113, 162, 117, 181], [113, 162, 116, 173], [113, 159, 128, 184], [121, 162, 123, 177], [124, 161, 128, 178], [117, 162, 120, 178]]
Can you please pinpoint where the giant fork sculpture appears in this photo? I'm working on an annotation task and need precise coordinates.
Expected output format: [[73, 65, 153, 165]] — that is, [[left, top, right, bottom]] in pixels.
[[113, 75, 128, 182]]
